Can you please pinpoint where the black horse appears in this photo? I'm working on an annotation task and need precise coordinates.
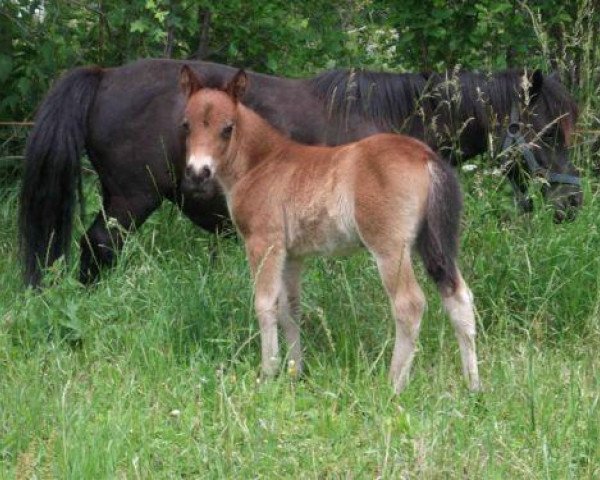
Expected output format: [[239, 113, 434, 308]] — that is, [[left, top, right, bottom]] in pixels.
[[19, 59, 582, 287]]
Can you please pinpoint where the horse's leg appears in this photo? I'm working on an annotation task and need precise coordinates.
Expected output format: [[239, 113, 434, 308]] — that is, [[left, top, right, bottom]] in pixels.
[[245, 239, 285, 378], [178, 188, 232, 234], [440, 270, 480, 391], [278, 258, 303, 375], [373, 247, 426, 394], [79, 193, 159, 284], [176, 185, 235, 267]]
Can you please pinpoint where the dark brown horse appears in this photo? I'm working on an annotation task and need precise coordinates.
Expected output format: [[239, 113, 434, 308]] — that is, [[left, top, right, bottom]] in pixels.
[[19, 59, 581, 287]]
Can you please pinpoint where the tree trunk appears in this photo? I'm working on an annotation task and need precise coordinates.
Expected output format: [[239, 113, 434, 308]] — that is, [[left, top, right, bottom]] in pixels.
[[164, 26, 174, 58], [191, 9, 211, 60]]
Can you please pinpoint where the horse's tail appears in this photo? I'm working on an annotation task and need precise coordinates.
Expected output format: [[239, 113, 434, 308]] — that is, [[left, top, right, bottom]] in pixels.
[[19, 66, 103, 287], [417, 154, 463, 295]]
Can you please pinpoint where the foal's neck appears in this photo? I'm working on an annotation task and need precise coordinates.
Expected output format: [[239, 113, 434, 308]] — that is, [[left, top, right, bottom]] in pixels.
[[222, 104, 294, 188]]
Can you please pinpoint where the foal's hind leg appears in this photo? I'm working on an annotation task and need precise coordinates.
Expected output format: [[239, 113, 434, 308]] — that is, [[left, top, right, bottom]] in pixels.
[[373, 247, 426, 394], [246, 239, 286, 378], [278, 258, 304, 375], [440, 270, 480, 391]]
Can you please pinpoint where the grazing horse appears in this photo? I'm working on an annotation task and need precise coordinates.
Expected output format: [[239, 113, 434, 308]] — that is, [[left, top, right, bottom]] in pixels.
[[20, 58, 581, 287], [180, 65, 480, 393]]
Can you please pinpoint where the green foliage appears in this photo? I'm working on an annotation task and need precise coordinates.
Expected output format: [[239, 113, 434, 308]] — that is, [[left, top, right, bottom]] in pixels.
[[5, 0, 597, 174], [1, 0, 598, 122]]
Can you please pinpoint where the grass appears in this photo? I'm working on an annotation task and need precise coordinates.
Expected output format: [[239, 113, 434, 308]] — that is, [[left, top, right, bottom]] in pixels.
[[1, 163, 599, 478]]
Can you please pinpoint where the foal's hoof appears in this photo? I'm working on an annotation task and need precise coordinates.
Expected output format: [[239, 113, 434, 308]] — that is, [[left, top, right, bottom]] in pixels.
[[287, 359, 299, 379], [391, 375, 410, 395], [259, 356, 280, 381], [468, 380, 483, 393]]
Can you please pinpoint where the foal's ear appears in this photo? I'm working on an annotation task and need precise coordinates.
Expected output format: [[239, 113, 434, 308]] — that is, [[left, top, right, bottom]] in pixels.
[[180, 65, 202, 97], [226, 69, 248, 102]]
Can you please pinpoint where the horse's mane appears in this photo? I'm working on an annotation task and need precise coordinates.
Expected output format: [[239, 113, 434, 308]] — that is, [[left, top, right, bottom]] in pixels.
[[447, 70, 578, 138], [311, 69, 433, 131], [192, 71, 230, 90], [310, 68, 578, 139]]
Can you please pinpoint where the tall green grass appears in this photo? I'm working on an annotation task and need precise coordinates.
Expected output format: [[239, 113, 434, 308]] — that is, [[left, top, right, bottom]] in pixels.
[[1, 156, 599, 477]]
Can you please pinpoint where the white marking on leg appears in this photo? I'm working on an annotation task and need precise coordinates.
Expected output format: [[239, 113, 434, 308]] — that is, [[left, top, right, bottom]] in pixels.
[[442, 273, 480, 391], [256, 293, 280, 378], [389, 287, 425, 393]]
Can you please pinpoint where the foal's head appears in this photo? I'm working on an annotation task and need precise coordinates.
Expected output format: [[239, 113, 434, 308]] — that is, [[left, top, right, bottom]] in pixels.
[[179, 65, 248, 189]]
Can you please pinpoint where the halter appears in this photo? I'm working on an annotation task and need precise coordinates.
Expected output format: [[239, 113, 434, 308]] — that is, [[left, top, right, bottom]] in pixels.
[[500, 103, 581, 187]]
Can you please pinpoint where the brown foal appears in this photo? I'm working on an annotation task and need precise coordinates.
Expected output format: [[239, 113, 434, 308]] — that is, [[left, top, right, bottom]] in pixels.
[[180, 66, 480, 393]]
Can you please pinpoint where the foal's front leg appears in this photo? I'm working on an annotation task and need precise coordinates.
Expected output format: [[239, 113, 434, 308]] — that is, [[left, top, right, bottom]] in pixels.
[[246, 239, 286, 378], [279, 259, 304, 375]]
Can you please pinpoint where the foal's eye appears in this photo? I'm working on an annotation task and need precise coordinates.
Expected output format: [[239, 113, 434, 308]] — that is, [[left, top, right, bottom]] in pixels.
[[221, 123, 234, 139], [181, 119, 190, 134]]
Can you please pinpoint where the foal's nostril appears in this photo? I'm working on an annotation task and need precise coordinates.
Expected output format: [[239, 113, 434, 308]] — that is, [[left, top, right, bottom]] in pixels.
[[184, 164, 212, 183], [199, 165, 211, 180]]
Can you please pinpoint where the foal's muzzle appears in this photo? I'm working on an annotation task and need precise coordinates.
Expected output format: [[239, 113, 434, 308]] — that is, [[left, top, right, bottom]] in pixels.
[[181, 164, 217, 200], [185, 164, 212, 183]]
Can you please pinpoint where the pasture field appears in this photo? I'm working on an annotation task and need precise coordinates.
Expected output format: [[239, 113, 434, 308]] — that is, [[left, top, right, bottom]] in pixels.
[[1, 162, 599, 478]]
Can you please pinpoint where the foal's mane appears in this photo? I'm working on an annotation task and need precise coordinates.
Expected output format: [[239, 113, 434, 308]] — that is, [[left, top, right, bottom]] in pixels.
[[310, 68, 578, 139]]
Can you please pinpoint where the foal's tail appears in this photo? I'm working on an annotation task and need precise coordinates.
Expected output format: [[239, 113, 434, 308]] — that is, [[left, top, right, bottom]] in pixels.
[[19, 67, 103, 287], [416, 155, 463, 294]]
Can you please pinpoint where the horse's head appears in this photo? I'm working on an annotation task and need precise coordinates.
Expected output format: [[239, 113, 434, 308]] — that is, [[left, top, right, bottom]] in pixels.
[[503, 70, 582, 221], [179, 65, 247, 195]]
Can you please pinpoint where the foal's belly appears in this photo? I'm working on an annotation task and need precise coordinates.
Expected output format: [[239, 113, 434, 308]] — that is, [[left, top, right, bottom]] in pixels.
[[285, 196, 362, 257], [289, 224, 361, 257]]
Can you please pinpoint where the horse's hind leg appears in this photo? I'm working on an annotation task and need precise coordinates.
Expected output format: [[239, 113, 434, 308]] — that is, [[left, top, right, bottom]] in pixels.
[[373, 247, 426, 394], [440, 270, 480, 391], [79, 194, 159, 284], [278, 258, 303, 375]]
